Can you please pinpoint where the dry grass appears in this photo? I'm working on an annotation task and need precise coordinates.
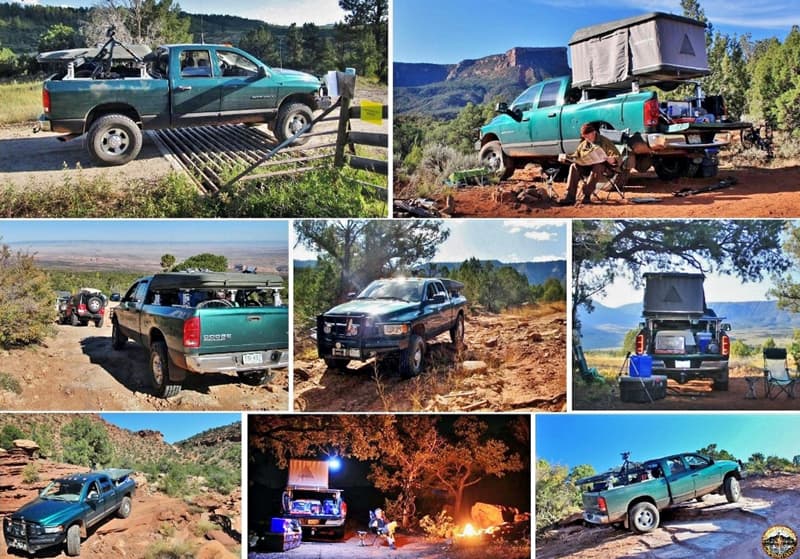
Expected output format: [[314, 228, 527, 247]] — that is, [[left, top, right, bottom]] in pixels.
[[0, 81, 41, 125]]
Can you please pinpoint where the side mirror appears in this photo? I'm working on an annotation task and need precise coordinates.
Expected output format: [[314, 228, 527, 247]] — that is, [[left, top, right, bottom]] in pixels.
[[429, 294, 447, 305], [258, 66, 269, 78], [495, 101, 509, 113], [86, 493, 99, 503], [638, 322, 645, 329], [721, 323, 731, 331], [346, 291, 357, 300]]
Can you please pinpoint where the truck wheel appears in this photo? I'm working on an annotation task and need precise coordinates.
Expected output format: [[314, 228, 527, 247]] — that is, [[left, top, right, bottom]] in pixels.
[[95, 317, 104, 328], [150, 341, 182, 398], [653, 157, 688, 180], [275, 103, 313, 145], [629, 502, 659, 533], [86, 296, 103, 314], [87, 114, 143, 166], [117, 495, 132, 518], [399, 334, 425, 379], [111, 321, 127, 350], [479, 140, 514, 180], [713, 369, 729, 391], [70, 312, 80, 327], [324, 357, 350, 371], [450, 314, 465, 347], [237, 370, 269, 385], [724, 476, 741, 503], [66, 524, 81, 556]]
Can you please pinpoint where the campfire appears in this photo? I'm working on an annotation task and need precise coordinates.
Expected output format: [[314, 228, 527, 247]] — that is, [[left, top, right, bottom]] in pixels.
[[453, 504, 532, 548]]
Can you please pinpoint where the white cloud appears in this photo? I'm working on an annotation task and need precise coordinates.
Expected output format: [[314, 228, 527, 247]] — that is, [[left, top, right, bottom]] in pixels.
[[525, 231, 555, 241], [247, 0, 346, 26]]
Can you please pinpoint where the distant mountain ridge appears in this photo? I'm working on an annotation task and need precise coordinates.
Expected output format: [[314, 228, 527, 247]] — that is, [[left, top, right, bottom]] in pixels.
[[579, 300, 800, 349], [394, 47, 570, 118], [295, 259, 566, 286]]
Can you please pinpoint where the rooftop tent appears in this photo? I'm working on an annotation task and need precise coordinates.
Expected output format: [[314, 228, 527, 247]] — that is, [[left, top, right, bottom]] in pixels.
[[149, 272, 284, 291], [569, 12, 709, 89], [642, 272, 706, 316]]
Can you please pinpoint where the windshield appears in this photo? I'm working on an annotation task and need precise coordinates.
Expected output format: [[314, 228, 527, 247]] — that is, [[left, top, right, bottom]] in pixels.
[[40, 480, 83, 502], [357, 280, 422, 303]]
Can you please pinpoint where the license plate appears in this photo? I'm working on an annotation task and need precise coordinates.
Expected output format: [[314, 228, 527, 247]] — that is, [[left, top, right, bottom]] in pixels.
[[687, 134, 701, 144], [307, 519, 320, 525], [675, 360, 691, 368], [8, 538, 27, 551], [332, 348, 348, 357], [242, 353, 263, 365]]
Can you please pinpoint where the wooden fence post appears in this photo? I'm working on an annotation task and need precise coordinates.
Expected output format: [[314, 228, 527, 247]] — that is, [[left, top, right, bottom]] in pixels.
[[333, 71, 357, 168]]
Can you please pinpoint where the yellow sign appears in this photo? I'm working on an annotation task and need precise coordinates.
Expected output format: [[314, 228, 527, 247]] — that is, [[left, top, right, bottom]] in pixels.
[[360, 100, 383, 126], [762, 525, 798, 559]]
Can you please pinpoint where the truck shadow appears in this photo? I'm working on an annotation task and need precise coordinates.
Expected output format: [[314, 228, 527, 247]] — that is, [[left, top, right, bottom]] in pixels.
[[79, 336, 242, 398]]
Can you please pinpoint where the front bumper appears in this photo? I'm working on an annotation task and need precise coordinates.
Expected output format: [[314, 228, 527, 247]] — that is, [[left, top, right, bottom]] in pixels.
[[183, 349, 289, 374], [3, 525, 66, 554], [318, 337, 409, 361]]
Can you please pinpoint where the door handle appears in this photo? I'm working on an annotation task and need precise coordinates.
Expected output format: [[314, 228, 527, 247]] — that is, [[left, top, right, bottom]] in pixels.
[[175, 85, 192, 92], [547, 112, 557, 118]]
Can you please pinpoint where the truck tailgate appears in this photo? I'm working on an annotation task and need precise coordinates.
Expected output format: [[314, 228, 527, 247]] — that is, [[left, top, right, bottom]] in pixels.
[[196, 306, 287, 354]]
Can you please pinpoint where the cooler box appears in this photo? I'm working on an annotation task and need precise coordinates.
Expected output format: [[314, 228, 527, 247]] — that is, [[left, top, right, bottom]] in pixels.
[[261, 531, 302, 552], [696, 332, 712, 352], [270, 518, 291, 533], [620, 375, 667, 403], [629, 354, 653, 378]]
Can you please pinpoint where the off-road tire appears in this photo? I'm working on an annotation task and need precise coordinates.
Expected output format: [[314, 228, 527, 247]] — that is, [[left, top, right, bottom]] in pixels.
[[149, 340, 182, 398], [70, 312, 80, 327], [66, 524, 81, 556], [324, 357, 350, 371], [399, 334, 425, 379], [653, 157, 689, 180], [86, 296, 103, 314], [95, 317, 104, 328], [275, 102, 313, 145], [237, 370, 269, 386], [713, 369, 729, 391], [629, 501, 660, 533], [479, 140, 515, 180], [87, 114, 143, 166], [724, 476, 741, 503], [111, 321, 127, 350], [117, 495, 132, 518], [450, 313, 465, 347]]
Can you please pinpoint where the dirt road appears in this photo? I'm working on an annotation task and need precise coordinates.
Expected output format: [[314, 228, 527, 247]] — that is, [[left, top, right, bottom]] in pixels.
[[536, 474, 800, 559], [418, 160, 800, 218], [0, 311, 289, 411], [294, 306, 566, 412], [573, 365, 800, 410]]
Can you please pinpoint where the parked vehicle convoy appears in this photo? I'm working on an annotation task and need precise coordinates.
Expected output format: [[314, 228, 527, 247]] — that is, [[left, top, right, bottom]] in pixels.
[[635, 273, 731, 390], [478, 13, 749, 180], [111, 272, 289, 397], [3, 469, 136, 556], [60, 288, 108, 327], [316, 277, 467, 378], [35, 29, 328, 165], [579, 452, 742, 533], [281, 459, 347, 539]]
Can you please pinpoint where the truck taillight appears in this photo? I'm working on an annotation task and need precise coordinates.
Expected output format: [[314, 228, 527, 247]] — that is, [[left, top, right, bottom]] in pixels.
[[341, 501, 347, 516], [43, 88, 50, 113], [597, 496, 607, 512], [78, 303, 87, 313], [644, 98, 660, 127], [721, 334, 730, 356], [183, 316, 201, 347], [635, 334, 645, 355]]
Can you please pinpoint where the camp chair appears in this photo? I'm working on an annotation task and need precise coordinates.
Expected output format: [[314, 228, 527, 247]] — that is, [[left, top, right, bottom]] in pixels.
[[763, 347, 797, 399], [358, 510, 382, 546], [596, 130, 632, 200]]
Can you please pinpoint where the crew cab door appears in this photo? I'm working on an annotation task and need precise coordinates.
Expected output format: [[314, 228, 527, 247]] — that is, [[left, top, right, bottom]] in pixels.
[[83, 481, 106, 526], [170, 47, 222, 127], [116, 280, 150, 345], [663, 456, 696, 502], [214, 47, 278, 124], [422, 281, 450, 336]]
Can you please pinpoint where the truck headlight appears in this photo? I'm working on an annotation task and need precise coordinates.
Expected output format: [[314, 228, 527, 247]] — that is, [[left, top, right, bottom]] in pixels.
[[323, 322, 332, 334], [383, 324, 409, 336], [43, 525, 64, 534]]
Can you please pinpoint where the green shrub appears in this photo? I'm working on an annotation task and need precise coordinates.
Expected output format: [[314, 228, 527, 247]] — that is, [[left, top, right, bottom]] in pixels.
[[0, 372, 22, 394], [61, 417, 112, 467], [419, 510, 455, 539], [0, 424, 25, 449], [21, 462, 39, 483], [144, 539, 196, 559], [0, 244, 56, 347]]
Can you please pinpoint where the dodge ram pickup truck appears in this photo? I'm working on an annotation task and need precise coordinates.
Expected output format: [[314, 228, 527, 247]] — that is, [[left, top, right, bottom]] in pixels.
[[317, 277, 467, 378], [112, 271, 289, 397], [478, 13, 748, 181], [281, 459, 347, 540], [579, 452, 741, 533], [635, 272, 731, 390], [36, 31, 327, 165], [3, 469, 135, 556]]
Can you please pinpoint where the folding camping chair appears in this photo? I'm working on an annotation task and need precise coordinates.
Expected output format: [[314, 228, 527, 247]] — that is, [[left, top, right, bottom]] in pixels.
[[763, 347, 798, 399], [596, 130, 632, 200]]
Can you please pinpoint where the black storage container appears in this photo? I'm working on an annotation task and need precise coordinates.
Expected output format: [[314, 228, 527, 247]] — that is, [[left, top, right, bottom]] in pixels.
[[260, 531, 302, 552], [620, 375, 667, 403]]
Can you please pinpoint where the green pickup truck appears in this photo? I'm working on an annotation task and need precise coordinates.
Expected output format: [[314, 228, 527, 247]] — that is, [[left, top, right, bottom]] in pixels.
[[36, 36, 327, 165], [579, 452, 742, 533], [112, 272, 289, 397], [317, 277, 467, 378], [478, 13, 748, 181], [3, 469, 135, 556]]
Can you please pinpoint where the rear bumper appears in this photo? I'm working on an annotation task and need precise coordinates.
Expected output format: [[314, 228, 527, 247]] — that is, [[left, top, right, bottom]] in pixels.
[[182, 349, 289, 373], [583, 512, 611, 525]]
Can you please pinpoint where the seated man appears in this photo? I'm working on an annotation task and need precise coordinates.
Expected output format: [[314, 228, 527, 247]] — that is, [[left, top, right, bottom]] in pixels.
[[369, 508, 397, 549], [558, 122, 620, 206]]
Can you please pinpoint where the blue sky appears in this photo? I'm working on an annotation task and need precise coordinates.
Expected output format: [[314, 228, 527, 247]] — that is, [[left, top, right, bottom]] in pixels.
[[0, 220, 288, 244], [536, 414, 800, 473], [100, 413, 240, 444], [24, 0, 346, 26], [293, 219, 568, 263], [394, 0, 799, 63]]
